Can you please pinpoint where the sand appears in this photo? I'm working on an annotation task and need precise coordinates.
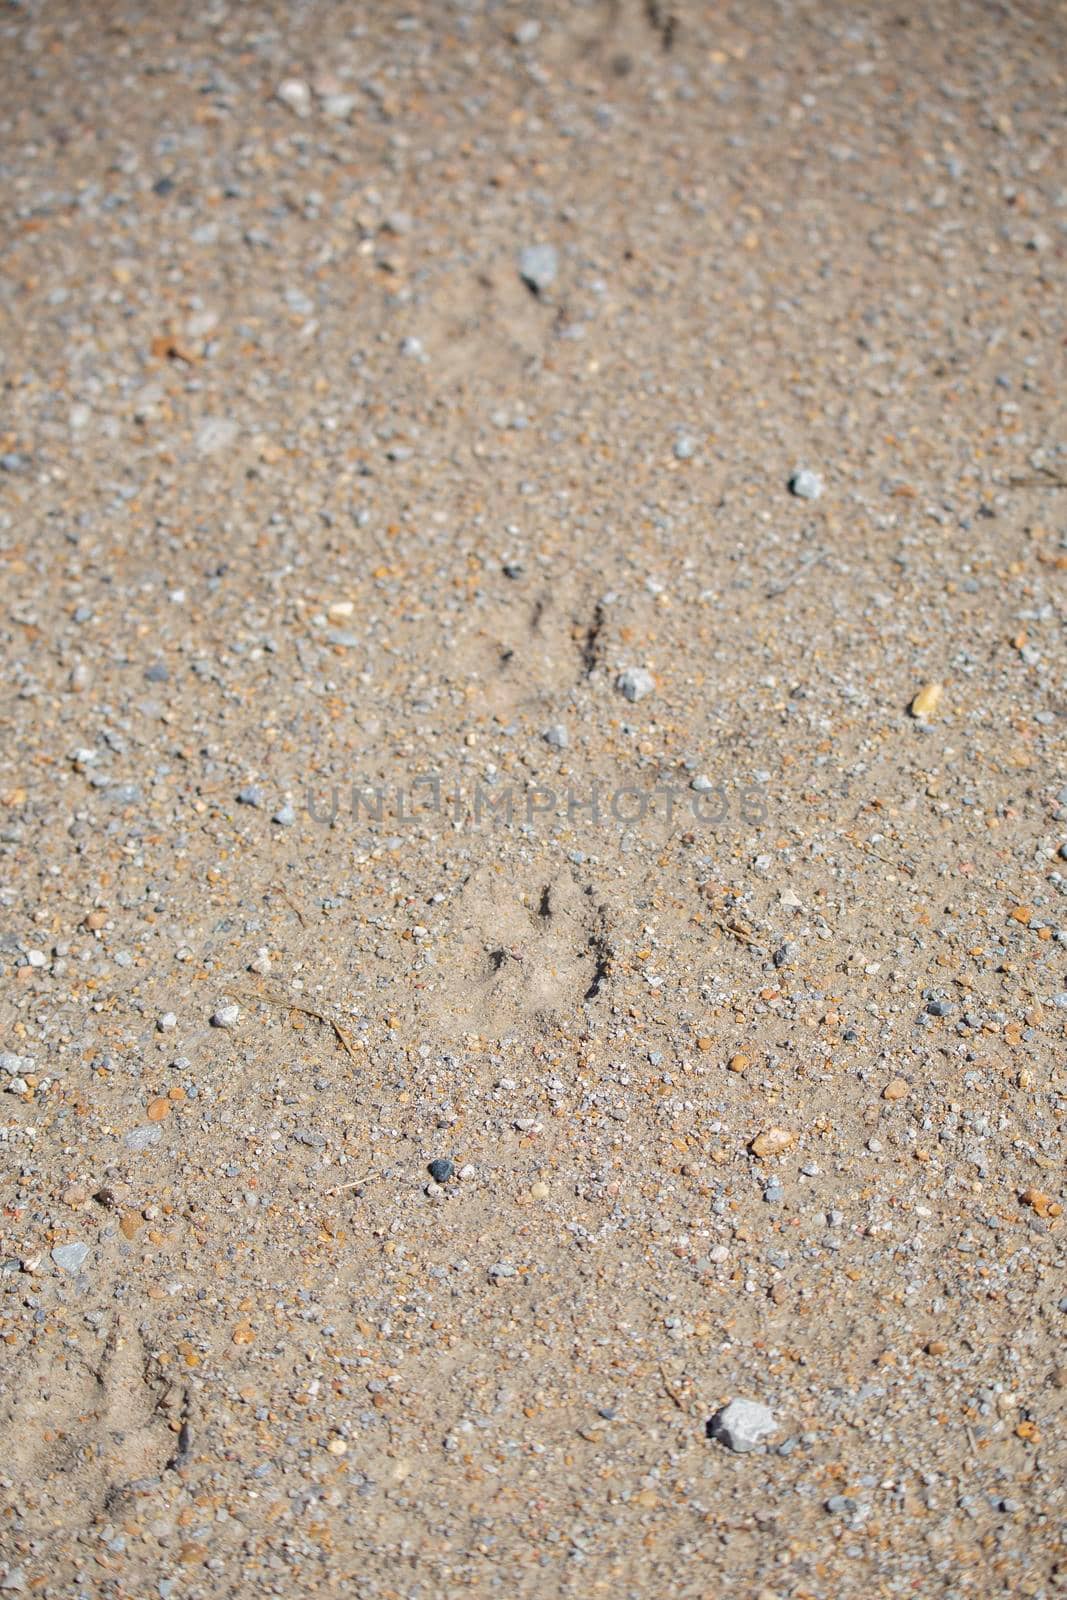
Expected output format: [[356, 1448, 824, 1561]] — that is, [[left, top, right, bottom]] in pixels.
[[0, 1, 1065, 1595]]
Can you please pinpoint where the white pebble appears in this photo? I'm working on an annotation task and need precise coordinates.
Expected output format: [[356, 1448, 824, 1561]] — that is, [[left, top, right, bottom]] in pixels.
[[708, 1398, 777, 1453], [51, 1242, 89, 1276], [616, 666, 655, 703], [789, 468, 824, 500], [276, 78, 312, 117]]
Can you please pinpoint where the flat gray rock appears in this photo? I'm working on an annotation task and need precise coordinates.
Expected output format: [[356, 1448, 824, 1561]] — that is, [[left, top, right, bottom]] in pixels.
[[789, 468, 823, 500], [51, 1242, 89, 1275], [195, 417, 239, 456], [616, 666, 654, 703], [708, 1398, 777, 1453], [518, 243, 558, 295], [124, 1125, 163, 1152]]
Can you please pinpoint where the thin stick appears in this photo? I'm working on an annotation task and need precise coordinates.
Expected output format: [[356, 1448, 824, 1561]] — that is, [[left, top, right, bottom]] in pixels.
[[765, 548, 827, 598], [269, 883, 308, 927], [855, 844, 915, 879], [711, 918, 762, 948], [659, 1365, 689, 1412], [237, 983, 361, 1063], [1006, 471, 1067, 489]]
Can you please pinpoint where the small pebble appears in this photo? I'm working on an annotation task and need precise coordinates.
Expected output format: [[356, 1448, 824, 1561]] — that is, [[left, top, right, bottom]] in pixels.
[[910, 682, 944, 719], [707, 1398, 777, 1453], [124, 1126, 162, 1152], [194, 417, 239, 456], [616, 667, 654, 703], [276, 78, 312, 117], [543, 724, 569, 749], [789, 469, 823, 500], [518, 243, 558, 295], [750, 1127, 795, 1157], [51, 1242, 89, 1275], [211, 1004, 240, 1029], [428, 1157, 454, 1184]]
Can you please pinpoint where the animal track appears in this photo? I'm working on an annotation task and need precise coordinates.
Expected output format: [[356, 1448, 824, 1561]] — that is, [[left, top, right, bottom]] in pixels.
[[0, 1318, 183, 1538], [425, 870, 614, 1038], [576, 600, 607, 676], [544, 0, 683, 78]]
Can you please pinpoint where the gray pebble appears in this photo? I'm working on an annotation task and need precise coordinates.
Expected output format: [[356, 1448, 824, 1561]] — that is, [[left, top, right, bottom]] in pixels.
[[789, 468, 824, 500], [194, 417, 240, 456], [543, 724, 569, 749], [616, 667, 654, 703], [51, 1242, 89, 1275], [272, 802, 297, 827], [124, 1125, 162, 1152], [673, 435, 696, 461], [825, 1495, 858, 1515], [707, 1398, 777, 1453], [211, 1003, 240, 1029], [0, 1053, 34, 1076], [237, 786, 264, 807], [518, 244, 558, 295], [275, 78, 311, 118], [428, 1157, 454, 1183]]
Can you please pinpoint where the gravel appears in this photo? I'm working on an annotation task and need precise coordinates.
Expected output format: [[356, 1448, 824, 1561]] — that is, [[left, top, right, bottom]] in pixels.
[[0, 5, 1062, 1595]]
